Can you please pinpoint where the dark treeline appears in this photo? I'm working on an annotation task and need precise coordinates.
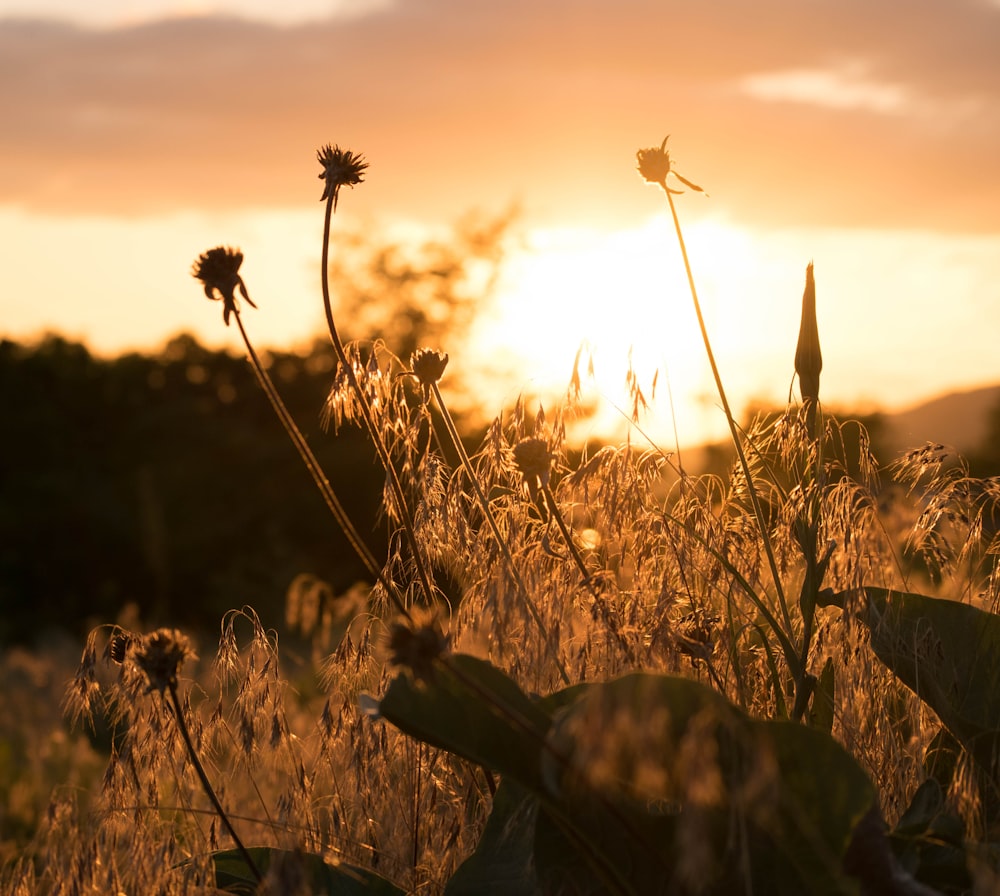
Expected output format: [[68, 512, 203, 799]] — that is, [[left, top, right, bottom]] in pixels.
[[0, 333, 392, 645], [1, 214, 517, 646], [6, 332, 1000, 646]]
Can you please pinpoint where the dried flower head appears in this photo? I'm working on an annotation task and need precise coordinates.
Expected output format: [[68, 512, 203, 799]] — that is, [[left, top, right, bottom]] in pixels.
[[406, 348, 449, 402], [637, 136, 674, 186], [513, 437, 553, 502], [108, 631, 138, 665], [192, 246, 257, 326], [134, 628, 196, 695], [317, 144, 368, 208], [636, 136, 705, 195], [388, 617, 449, 683]]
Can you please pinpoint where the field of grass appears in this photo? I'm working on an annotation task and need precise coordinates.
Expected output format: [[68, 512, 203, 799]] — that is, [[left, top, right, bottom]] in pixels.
[[4, 139, 1000, 895]]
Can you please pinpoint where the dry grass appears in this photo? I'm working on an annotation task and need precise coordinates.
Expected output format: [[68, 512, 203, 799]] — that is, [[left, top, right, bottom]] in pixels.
[[6, 141, 1000, 893]]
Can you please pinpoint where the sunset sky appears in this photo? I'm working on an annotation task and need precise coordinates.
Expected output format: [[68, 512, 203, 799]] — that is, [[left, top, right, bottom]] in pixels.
[[2, 0, 999, 444]]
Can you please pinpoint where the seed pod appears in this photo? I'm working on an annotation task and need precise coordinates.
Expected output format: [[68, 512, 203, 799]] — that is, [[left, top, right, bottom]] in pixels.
[[794, 262, 822, 405]]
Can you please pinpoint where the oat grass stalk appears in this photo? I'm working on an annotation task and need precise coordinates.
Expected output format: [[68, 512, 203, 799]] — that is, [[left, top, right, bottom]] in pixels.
[[417, 371, 570, 683], [317, 145, 436, 607], [637, 137, 797, 677]]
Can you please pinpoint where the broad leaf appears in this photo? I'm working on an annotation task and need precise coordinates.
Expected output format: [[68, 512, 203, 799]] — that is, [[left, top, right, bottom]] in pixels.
[[847, 587, 1000, 776], [210, 847, 404, 895]]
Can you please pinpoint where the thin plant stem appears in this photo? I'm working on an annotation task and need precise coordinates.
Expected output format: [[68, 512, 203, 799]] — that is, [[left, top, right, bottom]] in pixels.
[[233, 311, 410, 618], [540, 482, 637, 666], [429, 382, 571, 684], [166, 680, 262, 884], [660, 186, 794, 643], [319, 194, 436, 608]]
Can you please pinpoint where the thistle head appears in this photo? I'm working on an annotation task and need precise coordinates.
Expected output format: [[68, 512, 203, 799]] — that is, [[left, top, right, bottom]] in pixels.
[[407, 348, 449, 402], [636, 136, 673, 186], [636, 136, 705, 195], [133, 628, 196, 696], [513, 437, 553, 503], [387, 615, 449, 683], [317, 144, 368, 208], [192, 246, 256, 326]]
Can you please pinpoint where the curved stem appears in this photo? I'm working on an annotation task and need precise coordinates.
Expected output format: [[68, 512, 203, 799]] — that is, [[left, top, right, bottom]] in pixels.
[[541, 482, 636, 666], [166, 681, 262, 883], [319, 196, 436, 607], [662, 186, 793, 639], [430, 383, 570, 684], [233, 311, 409, 617]]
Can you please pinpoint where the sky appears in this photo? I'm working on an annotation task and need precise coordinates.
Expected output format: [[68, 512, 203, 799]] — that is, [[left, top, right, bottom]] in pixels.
[[2, 0, 1000, 445]]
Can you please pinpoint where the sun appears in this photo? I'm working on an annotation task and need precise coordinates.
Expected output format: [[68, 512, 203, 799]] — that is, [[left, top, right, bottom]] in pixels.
[[468, 215, 765, 446]]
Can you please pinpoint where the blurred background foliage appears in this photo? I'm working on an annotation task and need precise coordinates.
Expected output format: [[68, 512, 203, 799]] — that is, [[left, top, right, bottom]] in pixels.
[[4, 213, 1000, 647], [0, 214, 516, 646]]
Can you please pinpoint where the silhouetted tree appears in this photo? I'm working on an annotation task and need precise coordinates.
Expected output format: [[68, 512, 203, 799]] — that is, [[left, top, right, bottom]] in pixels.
[[327, 210, 514, 366]]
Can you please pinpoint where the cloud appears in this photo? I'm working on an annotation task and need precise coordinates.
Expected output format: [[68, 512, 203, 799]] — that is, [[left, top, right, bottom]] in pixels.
[[1, 0, 998, 230]]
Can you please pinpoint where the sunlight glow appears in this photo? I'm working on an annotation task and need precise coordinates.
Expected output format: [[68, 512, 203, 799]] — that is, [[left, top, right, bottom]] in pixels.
[[3, 202, 1000, 449], [469, 216, 774, 445]]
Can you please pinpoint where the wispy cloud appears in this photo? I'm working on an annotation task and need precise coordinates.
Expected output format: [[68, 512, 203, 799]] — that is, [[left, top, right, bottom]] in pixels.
[[1, 0, 998, 230], [740, 64, 911, 114]]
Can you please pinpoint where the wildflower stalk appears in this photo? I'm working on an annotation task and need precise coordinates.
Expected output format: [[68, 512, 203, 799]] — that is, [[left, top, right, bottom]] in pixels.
[[637, 138, 798, 678], [317, 146, 436, 607], [192, 245, 409, 618], [426, 379, 570, 684], [538, 481, 637, 665], [130, 629, 262, 883], [666, 189, 791, 631], [231, 310, 410, 618], [165, 679, 262, 883]]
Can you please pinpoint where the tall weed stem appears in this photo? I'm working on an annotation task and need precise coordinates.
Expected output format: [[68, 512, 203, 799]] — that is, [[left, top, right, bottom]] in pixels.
[[233, 310, 410, 617], [429, 382, 571, 683], [165, 680, 262, 883], [317, 149, 436, 607], [661, 187, 792, 637]]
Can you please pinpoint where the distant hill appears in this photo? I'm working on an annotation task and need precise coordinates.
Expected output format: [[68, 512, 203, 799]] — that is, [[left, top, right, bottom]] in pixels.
[[678, 383, 1000, 475], [881, 383, 1000, 459]]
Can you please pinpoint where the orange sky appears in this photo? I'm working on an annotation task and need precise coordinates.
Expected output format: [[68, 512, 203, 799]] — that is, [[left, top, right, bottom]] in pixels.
[[2, 0, 1000, 444]]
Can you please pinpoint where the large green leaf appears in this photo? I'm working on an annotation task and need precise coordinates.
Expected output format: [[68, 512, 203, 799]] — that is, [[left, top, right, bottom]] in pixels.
[[209, 846, 405, 894], [444, 780, 540, 896], [537, 673, 876, 895], [378, 653, 552, 790], [846, 587, 1000, 775], [381, 659, 879, 895]]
